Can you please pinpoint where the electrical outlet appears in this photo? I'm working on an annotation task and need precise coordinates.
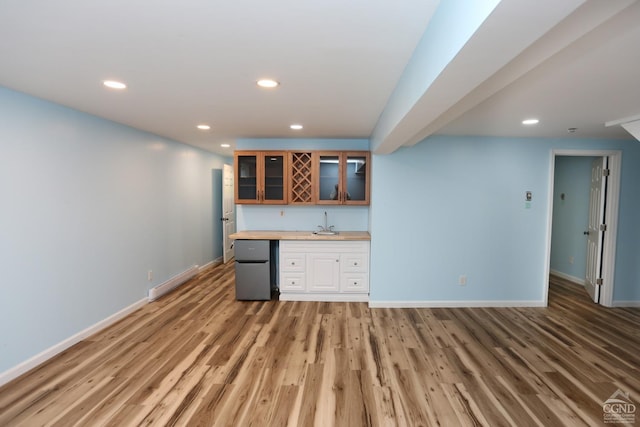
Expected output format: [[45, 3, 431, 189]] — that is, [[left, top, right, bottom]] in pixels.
[[148, 270, 153, 281], [459, 275, 467, 286], [569, 256, 574, 264], [280, 210, 285, 217]]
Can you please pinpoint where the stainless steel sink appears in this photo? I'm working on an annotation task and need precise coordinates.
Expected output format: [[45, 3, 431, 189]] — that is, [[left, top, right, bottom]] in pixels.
[[314, 211, 338, 235], [313, 230, 338, 236]]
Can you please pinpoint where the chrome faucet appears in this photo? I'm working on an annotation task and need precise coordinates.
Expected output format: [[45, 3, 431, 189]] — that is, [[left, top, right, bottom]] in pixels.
[[317, 211, 335, 232]]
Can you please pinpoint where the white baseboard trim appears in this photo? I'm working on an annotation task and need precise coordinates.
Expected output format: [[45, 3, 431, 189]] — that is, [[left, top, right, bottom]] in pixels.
[[550, 270, 585, 286], [148, 265, 199, 301], [368, 300, 546, 308], [199, 257, 222, 271], [0, 297, 147, 387], [279, 293, 369, 302], [611, 300, 640, 307]]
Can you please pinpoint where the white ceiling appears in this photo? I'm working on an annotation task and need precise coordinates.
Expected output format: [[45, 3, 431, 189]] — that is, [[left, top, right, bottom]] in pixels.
[[436, 0, 640, 142], [0, 1, 638, 156], [0, 0, 437, 155]]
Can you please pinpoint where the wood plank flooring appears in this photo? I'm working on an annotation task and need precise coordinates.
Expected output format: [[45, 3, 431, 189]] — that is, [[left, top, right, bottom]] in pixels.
[[1, 263, 639, 426]]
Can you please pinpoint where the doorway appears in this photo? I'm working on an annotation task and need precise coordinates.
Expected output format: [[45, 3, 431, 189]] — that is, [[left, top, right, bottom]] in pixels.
[[545, 150, 621, 307]]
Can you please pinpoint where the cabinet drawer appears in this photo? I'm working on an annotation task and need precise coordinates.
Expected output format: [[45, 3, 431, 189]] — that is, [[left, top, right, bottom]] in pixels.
[[341, 274, 369, 293], [340, 254, 368, 273], [280, 254, 305, 272], [280, 273, 305, 291]]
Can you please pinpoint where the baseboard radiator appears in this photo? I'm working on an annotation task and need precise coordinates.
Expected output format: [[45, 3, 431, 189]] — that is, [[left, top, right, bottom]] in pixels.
[[148, 265, 199, 302]]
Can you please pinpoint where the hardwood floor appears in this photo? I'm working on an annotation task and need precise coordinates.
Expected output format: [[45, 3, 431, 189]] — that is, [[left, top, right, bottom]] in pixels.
[[1, 263, 639, 426]]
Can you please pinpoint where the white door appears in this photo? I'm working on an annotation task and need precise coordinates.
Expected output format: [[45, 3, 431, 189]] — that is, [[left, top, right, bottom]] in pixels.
[[585, 157, 608, 303], [222, 164, 236, 263]]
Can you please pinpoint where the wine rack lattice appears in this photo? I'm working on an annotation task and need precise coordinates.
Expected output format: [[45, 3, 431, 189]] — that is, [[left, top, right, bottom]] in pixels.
[[289, 152, 313, 204]]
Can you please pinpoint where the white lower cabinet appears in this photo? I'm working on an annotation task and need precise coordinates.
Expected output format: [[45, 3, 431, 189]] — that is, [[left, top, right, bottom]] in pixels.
[[279, 240, 370, 301]]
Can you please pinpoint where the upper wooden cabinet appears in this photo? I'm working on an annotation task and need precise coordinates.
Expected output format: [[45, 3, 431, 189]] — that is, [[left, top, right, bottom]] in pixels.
[[235, 151, 287, 204], [314, 151, 370, 205], [234, 150, 369, 205]]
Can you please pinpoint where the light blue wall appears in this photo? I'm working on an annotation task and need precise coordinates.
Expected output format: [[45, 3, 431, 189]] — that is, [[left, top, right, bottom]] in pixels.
[[370, 135, 640, 304], [235, 138, 370, 232], [550, 156, 595, 281], [0, 87, 228, 372], [236, 138, 369, 152], [238, 206, 368, 232]]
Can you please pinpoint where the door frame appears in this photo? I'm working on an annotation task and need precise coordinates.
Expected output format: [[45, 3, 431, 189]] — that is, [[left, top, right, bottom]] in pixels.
[[222, 163, 236, 264], [545, 149, 621, 307]]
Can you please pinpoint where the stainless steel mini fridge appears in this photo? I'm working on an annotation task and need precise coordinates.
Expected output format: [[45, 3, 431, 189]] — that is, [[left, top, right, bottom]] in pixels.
[[234, 240, 272, 300]]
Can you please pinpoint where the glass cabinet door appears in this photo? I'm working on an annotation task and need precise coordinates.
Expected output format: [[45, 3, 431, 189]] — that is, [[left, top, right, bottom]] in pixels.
[[317, 153, 341, 203], [262, 154, 285, 202], [344, 153, 368, 203], [235, 151, 287, 204], [237, 154, 258, 202], [315, 151, 370, 205]]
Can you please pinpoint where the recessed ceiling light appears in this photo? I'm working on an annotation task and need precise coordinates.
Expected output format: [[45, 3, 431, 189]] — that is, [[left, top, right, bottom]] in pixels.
[[220, 143, 230, 148], [197, 124, 211, 130], [257, 79, 279, 88], [290, 124, 303, 130], [522, 118, 539, 125], [103, 80, 127, 90]]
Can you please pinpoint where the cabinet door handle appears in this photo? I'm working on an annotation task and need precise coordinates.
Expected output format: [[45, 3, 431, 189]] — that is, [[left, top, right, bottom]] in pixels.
[[354, 262, 358, 266]]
